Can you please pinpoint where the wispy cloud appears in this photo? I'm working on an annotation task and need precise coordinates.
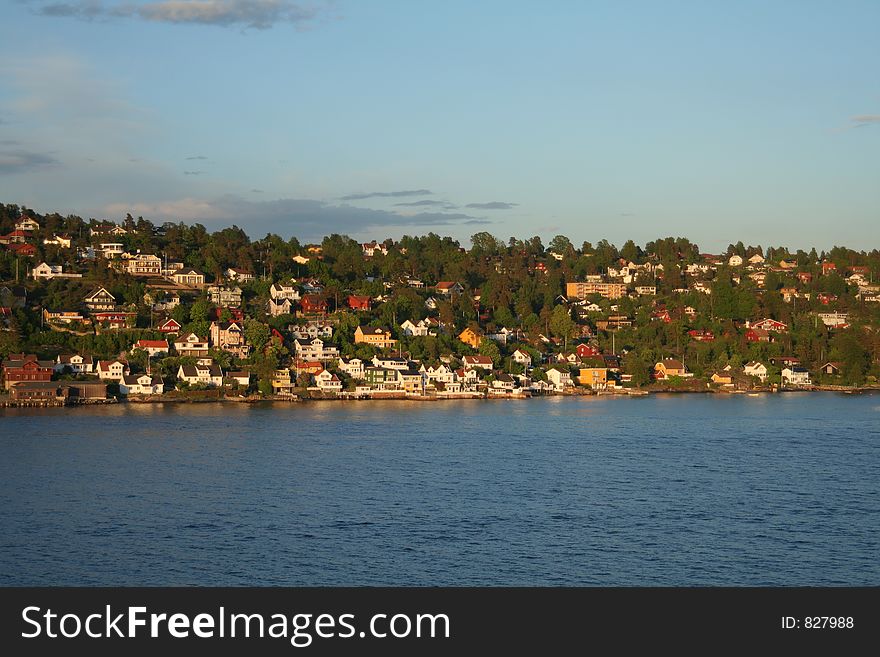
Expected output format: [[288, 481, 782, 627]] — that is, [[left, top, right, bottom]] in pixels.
[[851, 114, 880, 127], [835, 114, 880, 132], [102, 194, 480, 241], [183, 170, 204, 175], [0, 147, 60, 175], [393, 199, 452, 208], [465, 201, 517, 210], [185, 155, 208, 160], [341, 189, 432, 201], [30, 1, 321, 30]]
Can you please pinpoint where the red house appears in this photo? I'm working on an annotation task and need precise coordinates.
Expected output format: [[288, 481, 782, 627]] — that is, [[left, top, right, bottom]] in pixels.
[[750, 318, 788, 332], [92, 311, 136, 330], [4, 243, 37, 256], [821, 262, 837, 275], [651, 309, 672, 323], [817, 293, 837, 305], [575, 343, 600, 358], [157, 318, 182, 334], [300, 294, 328, 315], [687, 329, 715, 342], [2, 354, 54, 390], [797, 272, 813, 284], [347, 295, 371, 311], [745, 328, 772, 343], [211, 307, 244, 321]]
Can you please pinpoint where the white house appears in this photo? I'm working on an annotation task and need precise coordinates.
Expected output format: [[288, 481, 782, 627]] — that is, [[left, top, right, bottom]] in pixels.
[[97, 359, 129, 381], [119, 374, 164, 395], [99, 243, 125, 258], [338, 357, 364, 379], [512, 349, 533, 368], [782, 367, 811, 386], [421, 363, 456, 385], [546, 366, 573, 391], [270, 282, 301, 302], [462, 355, 493, 370], [177, 360, 223, 387], [54, 354, 94, 374], [289, 322, 333, 340], [294, 338, 339, 361], [400, 319, 433, 337], [131, 339, 170, 357], [224, 267, 255, 283], [174, 332, 210, 357], [44, 234, 72, 248], [315, 369, 342, 393], [743, 361, 768, 382], [267, 298, 293, 317], [728, 254, 744, 267], [15, 217, 40, 232]]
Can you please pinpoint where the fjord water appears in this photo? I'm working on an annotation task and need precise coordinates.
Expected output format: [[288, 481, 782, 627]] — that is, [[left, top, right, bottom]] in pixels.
[[1, 394, 878, 586]]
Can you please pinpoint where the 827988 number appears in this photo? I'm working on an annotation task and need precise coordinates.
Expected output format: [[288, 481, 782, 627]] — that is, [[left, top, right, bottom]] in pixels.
[[803, 617, 853, 629]]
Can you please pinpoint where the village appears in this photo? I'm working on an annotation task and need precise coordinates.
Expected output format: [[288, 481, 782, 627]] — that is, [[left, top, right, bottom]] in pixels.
[[1, 204, 879, 406]]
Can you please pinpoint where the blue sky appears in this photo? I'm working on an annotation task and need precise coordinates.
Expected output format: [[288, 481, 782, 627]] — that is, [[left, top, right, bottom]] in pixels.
[[0, 1, 878, 250]]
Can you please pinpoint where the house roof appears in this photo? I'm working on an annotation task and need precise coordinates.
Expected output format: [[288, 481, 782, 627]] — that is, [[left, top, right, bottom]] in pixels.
[[135, 340, 168, 348], [658, 359, 684, 369]]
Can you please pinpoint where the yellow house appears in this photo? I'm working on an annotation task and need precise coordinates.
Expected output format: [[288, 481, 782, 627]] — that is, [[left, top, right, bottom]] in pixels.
[[354, 325, 397, 349], [653, 359, 690, 379], [577, 367, 608, 389], [458, 327, 483, 348], [710, 372, 734, 386]]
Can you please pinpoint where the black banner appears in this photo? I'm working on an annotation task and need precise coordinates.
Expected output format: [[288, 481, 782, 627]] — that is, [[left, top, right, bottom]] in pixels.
[[1, 587, 876, 653]]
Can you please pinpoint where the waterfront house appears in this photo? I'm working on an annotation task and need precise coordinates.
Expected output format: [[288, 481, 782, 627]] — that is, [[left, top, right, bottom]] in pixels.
[[354, 325, 397, 349], [782, 367, 812, 386], [396, 369, 424, 395], [9, 381, 107, 403], [271, 369, 296, 395], [577, 367, 608, 389], [337, 357, 365, 379], [363, 366, 401, 390], [421, 363, 456, 385], [315, 369, 343, 393], [119, 374, 164, 395], [546, 366, 573, 391], [743, 361, 768, 382], [2, 354, 54, 390], [97, 359, 129, 381], [820, 362, 842, 376], [653, 359, 690, 380], [177, 360, 223, 388], [84, 287, 116, 312], [221, 371, 247, 387], [371, 356, 409, 370], [174, 332, 210, 357], [54, 354, 94, 374], [710, 372, 735, 386]]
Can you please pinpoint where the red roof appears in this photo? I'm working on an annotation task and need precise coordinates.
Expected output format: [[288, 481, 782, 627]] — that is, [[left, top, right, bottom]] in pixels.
[[136, 340, 168, 349]]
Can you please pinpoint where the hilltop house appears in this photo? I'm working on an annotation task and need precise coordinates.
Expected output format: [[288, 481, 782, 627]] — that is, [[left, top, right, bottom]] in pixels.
[[84, 287, 116, 312], [512, 349, 533, 367], [435, 281, 464, 297], [207, 285, 242, 307], [270, 282, 300, 302], [224, 267, 254, 283], [157, 318, 182, 334], [267, 298, 293, 317], [294, 338, 339, 361], [174, 332, 210, 357], [354, 325, 397, 349], [171, 268, 205, 287], [458, 327, 482, 348], [132, 339, 169, 357], [210, 321, 249, 358]]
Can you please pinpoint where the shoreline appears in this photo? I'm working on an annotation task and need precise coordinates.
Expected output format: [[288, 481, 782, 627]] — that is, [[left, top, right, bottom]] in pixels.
[[3, 384, 878, 409]]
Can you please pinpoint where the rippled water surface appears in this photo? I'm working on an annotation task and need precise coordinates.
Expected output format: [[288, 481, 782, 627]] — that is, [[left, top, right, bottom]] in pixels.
[[1, 394, 878, 585]]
